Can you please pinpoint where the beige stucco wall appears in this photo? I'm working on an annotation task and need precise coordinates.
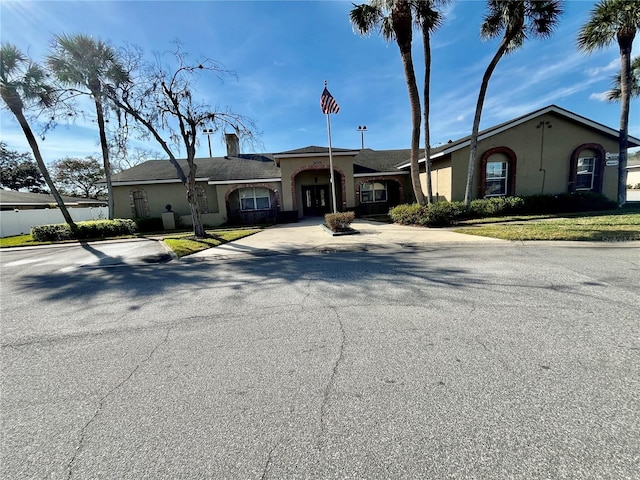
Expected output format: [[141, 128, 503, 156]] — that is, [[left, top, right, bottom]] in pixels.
[[425, 159, 452, 201], [278, 155, 356, 216], [445, 112, 621, 201], [113, 182, 222, 225]]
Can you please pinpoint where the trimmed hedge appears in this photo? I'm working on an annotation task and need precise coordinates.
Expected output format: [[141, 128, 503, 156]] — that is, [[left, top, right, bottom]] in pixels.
[[325, 211, 355, 232], [31, 219, 138, 242], [390, 192, 617, 227]]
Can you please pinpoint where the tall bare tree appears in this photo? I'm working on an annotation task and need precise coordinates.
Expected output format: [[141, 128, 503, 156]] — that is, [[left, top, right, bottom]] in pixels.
[[578, 0, 640, 207], [351, 0, 426, 206], [47, 34, 129, 219], [106, 45, 257, 238], [0, 43, 76, 229], [463, 0, 563, 206]]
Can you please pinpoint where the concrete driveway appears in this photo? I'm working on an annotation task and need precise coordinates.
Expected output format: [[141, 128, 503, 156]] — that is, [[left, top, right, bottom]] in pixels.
[[190, 218, 504, 259]]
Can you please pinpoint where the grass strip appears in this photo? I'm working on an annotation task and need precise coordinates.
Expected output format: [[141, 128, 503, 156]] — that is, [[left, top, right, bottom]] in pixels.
[[455, 213, 640, 241], [163, 229, 260, 257]]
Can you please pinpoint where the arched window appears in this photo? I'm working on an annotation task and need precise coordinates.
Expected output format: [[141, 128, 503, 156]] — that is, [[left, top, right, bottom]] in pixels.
[[239, 187, 271, 211], [130, 189, 150, 217], [480, 147, 517, 197], [569, 144, 605, 193], [360, 181, 387, 203]]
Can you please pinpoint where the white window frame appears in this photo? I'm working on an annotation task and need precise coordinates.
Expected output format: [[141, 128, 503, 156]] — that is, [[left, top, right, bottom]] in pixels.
[[485, 161, 508, 197], [239, 187, 271, 211], [576, 156, 596, 191], [360, 181, 387, 203]]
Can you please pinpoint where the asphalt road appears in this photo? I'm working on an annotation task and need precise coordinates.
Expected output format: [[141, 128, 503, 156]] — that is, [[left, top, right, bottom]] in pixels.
[[1, 242, 639, 479]]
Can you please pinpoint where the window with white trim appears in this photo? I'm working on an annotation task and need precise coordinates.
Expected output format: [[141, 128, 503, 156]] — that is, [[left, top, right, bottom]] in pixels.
[[239, 187, 271, 211], [576, 157, 596, 190], [485, 161, 508, 197], [360, 181, 387, 203]]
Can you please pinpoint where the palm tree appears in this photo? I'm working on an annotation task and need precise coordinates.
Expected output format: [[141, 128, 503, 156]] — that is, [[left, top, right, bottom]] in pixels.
[[0, 43, 76, 229], [607, 55, 640, 101], [351, 0, 426, 206], [47, 34, 129, 219], [414, 0, 448, 204], [463, 0, 563, 206], [578, 0, 640, 207]]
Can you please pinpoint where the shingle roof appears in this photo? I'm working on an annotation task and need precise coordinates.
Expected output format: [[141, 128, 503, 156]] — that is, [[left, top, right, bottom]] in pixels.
[[111, 154, 280, 183], [353, 148, 411, 173]]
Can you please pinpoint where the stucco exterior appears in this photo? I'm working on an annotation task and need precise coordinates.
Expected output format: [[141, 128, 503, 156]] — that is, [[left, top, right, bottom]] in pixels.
[[109, 106, 639, 229], [427, 109, 627, 202]]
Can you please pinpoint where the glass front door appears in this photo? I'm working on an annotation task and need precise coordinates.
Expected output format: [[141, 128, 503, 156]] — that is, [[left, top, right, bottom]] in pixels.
[[302, 185, 331, 216]]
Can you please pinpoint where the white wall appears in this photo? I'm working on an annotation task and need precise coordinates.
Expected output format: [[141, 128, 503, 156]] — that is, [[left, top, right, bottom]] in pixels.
[[0, 207, 109, 238]]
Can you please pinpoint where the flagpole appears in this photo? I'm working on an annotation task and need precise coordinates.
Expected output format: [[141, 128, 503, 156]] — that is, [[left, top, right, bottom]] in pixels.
[[326, 110, 338, 214]]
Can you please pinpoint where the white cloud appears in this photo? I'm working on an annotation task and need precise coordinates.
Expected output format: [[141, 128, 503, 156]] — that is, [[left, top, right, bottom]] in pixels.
[[587, 59, 618, 77], [589, 91, 611, 102]]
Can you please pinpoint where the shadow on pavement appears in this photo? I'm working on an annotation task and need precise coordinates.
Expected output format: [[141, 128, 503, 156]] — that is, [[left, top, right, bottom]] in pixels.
[[15, 247, 486, 303]]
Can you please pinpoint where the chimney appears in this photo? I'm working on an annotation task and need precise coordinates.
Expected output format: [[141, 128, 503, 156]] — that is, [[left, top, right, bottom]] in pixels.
[[225, 133, 240, 157]]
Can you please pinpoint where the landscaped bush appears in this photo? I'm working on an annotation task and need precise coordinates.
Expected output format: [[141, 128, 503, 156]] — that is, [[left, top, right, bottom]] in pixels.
[[389, 203, 427, 225], [325, 211, 355, 232], [419, 201, 467, 227], [31, 219, 137, 242], [469, 196, 524, 217], [390, 192, 616, 228], [390, 202, 466, 227]]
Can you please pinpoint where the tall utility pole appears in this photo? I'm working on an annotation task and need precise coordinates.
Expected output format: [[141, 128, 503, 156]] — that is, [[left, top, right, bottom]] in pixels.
[[357, 125, 367, 149], [203, 128, 215, 157]]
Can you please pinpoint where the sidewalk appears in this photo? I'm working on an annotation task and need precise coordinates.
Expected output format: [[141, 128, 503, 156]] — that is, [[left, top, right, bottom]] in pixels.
[[189, 218, 505, 259]]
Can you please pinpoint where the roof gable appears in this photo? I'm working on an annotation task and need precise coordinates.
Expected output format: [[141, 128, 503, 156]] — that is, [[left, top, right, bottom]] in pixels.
[[397, 105, 640, 168]]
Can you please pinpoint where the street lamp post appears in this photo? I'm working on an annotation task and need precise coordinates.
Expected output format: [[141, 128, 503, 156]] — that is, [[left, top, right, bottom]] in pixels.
[[203, 128, 215, 157], [357, 125, 367, 149]]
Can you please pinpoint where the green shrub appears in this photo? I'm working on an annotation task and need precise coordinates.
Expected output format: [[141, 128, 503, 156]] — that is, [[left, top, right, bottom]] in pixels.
[[31, 223, 75, 242], [420, 201, 467, 227], [325, 211, 355, 232], [390, 203, 427, 225], [470, 196, 525, 217], [391, 202, 467, 227], [31, 219, 137, 242]]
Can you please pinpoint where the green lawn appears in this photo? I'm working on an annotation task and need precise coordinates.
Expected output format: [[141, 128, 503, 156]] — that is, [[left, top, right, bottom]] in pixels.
[[455, 211, 640, 241], [163, 229, 261, 257], [0, 228, 261, 254]]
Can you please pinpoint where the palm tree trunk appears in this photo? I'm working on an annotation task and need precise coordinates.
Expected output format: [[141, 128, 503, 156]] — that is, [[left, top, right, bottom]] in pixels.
[[392, 2, 425, 207], [94, 96, 114, 219], [12, 107, 77, 229], [464, 38, 511, 206], [422, 24, 433, 204], [617, 37, 633, 207]]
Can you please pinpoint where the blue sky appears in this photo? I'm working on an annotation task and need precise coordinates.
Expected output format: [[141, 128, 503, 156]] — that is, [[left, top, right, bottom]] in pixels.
[[1, 0, 638, 164]]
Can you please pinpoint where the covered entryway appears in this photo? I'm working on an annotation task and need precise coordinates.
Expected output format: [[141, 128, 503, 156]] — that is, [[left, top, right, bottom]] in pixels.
[[302, 185, 331, 216]]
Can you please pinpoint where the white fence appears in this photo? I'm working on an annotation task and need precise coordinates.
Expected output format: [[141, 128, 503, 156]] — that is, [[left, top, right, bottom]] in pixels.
[[0, 207, 109, 238]]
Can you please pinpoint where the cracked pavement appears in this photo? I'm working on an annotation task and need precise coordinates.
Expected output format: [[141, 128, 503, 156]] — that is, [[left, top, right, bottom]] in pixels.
[[1, 242, 639, 478]]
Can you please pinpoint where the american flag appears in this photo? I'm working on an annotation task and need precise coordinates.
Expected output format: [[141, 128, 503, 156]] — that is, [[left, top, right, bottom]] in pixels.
[[320, 87, 340, 114]]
